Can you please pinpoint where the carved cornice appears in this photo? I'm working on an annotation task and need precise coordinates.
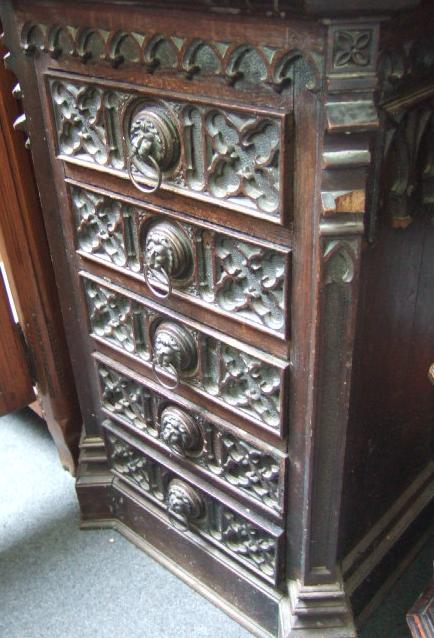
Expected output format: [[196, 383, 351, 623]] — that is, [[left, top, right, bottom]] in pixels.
[[43, 0, 423, 16]]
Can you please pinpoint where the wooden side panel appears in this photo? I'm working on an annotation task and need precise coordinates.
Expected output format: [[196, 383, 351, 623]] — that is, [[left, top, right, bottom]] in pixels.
[[340, 1, 434, 560], [0, 37, 81, 472], [0, 267, 34, 414]]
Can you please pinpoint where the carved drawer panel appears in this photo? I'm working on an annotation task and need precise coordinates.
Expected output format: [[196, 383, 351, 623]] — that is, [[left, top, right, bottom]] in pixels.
[[104, 423, 284, 586], [48, 74, 292, 223], [95, 356, 287, 516], [71, 183, 290, 335], [82, 273, 289, 434]]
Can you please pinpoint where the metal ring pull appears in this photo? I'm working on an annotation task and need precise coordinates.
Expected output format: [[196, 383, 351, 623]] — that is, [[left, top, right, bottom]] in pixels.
[[143, 262, 172, 299], [143, 221, 193, 300], [152, 322, 197, 391], [152, 359, 180, 390], [166, 479, 203, 532], [125, 103, 180, 196], [127, 152, 162, 195]]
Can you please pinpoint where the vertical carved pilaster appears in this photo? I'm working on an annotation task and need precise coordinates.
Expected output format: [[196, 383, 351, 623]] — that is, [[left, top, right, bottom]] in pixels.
[[284, 17, 379, 637], [285, 219, 362, 637]]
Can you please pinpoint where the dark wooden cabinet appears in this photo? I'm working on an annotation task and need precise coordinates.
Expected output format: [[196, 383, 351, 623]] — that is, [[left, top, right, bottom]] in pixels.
[[1, 1, 433, 636]]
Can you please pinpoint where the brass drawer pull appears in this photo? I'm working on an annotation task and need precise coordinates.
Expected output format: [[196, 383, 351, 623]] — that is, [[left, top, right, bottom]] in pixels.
[[127, 152, 162, 194], [126, 103, 180, 195], [152, 322, 197, 390], [152, 359, 179, 390], [143, 221, 193, 299], [160, 406, 203, 456], [166, 479, 204, 531]]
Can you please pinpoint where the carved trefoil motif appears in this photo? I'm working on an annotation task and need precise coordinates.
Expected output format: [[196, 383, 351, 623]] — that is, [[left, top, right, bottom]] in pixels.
[[97, 362, 284, 512], [50, 78, 289, 219], [105, 429, 282, 583], [83, 276, 287, 431], [71, 185, 288, 333]]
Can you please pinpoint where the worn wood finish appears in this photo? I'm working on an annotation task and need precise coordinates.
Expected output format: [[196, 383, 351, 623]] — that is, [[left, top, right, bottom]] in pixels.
[[1, 1, 433, 636], [0, 37, 81, 471], [0, 267, 34, 414]]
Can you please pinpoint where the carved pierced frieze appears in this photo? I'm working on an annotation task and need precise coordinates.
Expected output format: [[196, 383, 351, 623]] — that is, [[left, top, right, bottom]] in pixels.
[[97, 362, 284, 512], [83, 277, 286, 431], [71, 186, 287, 333], [105, 429, 282, 583], [23, 21, 320, 95], [50, 78, 288, 219]]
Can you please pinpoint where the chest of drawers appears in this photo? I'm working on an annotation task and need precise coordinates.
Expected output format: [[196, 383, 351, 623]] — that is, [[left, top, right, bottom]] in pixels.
[[2, 1, 433, 636]]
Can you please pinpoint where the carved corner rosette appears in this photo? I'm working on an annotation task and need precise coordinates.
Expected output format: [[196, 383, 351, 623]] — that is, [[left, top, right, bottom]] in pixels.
[[321, 20, 381, 233]]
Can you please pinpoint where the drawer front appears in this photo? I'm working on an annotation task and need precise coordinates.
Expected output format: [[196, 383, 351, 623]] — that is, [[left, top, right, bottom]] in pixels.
[[95, 356, 287, 516], [70, 183, 290, 335], [48, 74, 292, 224], [82, 274, 288, 434], [104, 423, 284, 586]]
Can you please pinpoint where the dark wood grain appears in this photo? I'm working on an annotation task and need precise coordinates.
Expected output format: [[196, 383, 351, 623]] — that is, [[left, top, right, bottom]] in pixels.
[[0, 267, 34, 414]]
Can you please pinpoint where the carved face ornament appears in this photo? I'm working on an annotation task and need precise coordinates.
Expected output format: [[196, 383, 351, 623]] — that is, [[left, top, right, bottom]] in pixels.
[[130, 117, 163, 162], [154, 331, 181, 369], [161, 414, 190, 451], [145, 233, 174, 274]]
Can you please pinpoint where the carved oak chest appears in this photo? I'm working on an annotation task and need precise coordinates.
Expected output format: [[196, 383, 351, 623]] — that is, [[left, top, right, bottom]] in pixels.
[[2, 1, 433, 636]]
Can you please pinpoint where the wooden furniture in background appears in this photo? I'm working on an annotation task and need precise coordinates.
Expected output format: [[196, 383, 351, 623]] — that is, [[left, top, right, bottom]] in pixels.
[[0, 266, 34, 413], [1, 1, 433, 636], [0, 35, 81, 472]]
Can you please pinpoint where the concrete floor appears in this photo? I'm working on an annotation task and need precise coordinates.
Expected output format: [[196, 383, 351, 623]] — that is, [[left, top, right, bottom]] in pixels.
[[0, 408, 432, 638]]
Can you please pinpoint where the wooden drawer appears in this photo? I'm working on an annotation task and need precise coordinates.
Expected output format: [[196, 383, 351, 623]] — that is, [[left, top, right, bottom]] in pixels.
[[103, 419, 285, 587], [94, 353, 287, 518], [46, 72, 293, 226], [81, 272, 289, 436], [69, 181, 291, 339]]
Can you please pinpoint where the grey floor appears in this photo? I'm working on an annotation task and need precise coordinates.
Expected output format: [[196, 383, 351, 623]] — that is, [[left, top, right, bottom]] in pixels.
[[0, 409, 432, 638]]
